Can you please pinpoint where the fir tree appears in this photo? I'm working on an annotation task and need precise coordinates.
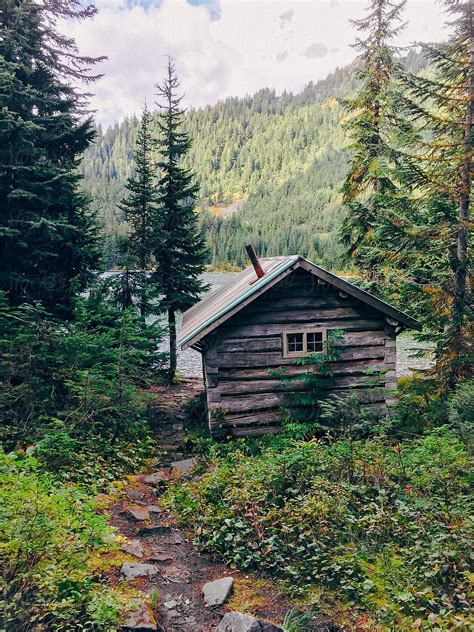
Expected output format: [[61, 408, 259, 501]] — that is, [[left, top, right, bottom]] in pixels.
[[119, 103, 158, 315], [0, 0, 103, 317], [153, 59, 208, 382], [340, 0, 406, 288], [384, 0, 473, 385]]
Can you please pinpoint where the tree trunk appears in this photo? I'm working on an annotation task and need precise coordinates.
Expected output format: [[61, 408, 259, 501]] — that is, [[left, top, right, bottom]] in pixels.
[[449, 28, 473, 387], [168, 306, 177, 383]]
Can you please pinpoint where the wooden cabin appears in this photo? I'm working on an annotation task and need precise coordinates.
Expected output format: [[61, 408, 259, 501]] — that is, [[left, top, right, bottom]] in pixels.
[[178, 250, 421, 438]]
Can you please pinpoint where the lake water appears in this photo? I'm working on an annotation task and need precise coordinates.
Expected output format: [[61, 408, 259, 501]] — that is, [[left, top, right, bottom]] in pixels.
[[172, 272, 432, 378]]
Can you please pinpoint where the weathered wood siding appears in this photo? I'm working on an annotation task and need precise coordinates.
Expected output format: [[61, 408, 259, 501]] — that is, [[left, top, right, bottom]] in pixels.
[[202, 269, 397, 438]]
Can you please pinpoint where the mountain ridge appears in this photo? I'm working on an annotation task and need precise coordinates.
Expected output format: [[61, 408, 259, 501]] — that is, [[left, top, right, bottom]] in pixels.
[[80, 50, 426, 269]]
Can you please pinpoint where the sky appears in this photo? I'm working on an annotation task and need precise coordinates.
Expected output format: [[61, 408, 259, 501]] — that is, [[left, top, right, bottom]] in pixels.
[[65, 0, 449, 127]]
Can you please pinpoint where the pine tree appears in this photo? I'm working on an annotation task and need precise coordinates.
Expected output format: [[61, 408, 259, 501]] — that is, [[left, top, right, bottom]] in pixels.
[[153, 59, 208, 382], [340, 0, 406, 288], [119, 103, 158, 315], [383, 0, 473, 386], [0, 0, 103, 318]]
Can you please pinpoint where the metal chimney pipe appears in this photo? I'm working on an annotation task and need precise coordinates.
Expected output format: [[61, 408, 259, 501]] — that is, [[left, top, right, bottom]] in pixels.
[[245, 244, 265, 279]]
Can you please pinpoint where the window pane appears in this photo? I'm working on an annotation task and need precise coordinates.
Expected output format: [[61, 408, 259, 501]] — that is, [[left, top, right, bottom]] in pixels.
[[287, 333, 303, 352], [307, 331, 323, 352]]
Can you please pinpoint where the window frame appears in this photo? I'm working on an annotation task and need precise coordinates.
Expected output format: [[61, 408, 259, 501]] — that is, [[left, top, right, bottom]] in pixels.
[[282, 327, 327, 358]]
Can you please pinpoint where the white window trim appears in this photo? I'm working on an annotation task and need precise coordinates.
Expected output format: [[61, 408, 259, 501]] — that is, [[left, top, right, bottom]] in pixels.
[[282, 328, 327, 358]]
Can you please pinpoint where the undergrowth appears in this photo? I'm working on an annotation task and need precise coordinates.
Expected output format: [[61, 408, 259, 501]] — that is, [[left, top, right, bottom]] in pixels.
[[1, 451, 125, 631], [164, 382, 474, 630]]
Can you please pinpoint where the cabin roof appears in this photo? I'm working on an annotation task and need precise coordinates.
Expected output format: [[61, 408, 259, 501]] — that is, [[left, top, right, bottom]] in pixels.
[[178, 255, 421, 350]]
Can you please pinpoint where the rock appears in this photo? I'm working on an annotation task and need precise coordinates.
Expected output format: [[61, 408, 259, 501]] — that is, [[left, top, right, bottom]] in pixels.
[[123, 599, 157, 631], [143, 471, 169, 487], [122, 504, 150, 521], [120, 562, 159, 581], [202, 576, 234, 607], [171, 458, 196, 478], [146, 505, 162, 514], [138, 524, 171, 536], [121, 539, 144, 559], [217, 612, 283, 632], [163, 599, 179, 609], [148, 552, 173, 563], [126, 489, 144, 503], [217, 612, 256, 632]]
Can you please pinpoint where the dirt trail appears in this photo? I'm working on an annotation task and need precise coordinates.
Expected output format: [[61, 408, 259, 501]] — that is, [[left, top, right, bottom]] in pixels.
[[109, 379, 296, 632]]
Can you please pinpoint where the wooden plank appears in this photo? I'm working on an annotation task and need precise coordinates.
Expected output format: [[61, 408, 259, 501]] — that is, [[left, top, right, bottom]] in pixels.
[[219, 373, 386, 396], [229, 307, 376, 326], [217, 345, 386, 369], [217, 337, 282, 353], [226, 411, 283, 427], [246, 296, 359, 312], [219, 388, 386, 414], [219, 358, 389, 381], [220, 319, 386, 338], [232, 426, 282, 437]]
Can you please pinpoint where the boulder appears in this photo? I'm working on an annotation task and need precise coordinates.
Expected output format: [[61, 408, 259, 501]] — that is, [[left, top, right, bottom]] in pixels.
[[122, 598, 157, 631], [143, 471, 169, 487], [148, 552, 173, 563], [126, 489, 144, 503], [122, 505, 150, 522], [146, 505, 162, 514], [121, 539, 144, 559], [217, 612, 283, 632], [202, 576, 234, 607], [120, 562, 159, 581], [170, 458, 196, 478]]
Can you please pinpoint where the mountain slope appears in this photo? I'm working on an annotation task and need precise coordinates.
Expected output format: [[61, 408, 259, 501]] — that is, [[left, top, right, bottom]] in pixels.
[[80, 51, 425, 270]]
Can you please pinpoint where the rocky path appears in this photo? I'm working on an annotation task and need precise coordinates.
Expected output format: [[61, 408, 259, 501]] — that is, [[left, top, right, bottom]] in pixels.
[[109, 380, 300, 632]]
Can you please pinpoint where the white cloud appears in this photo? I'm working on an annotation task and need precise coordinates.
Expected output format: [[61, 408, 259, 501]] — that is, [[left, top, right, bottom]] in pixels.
[[65, 0, 449, 127]]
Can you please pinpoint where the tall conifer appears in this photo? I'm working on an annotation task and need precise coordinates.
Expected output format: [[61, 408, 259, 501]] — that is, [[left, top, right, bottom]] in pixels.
[[340, 0, 406, 288], [153, 59, 208, 382], [0, 0, 103, 317], [382, 0, 473, 385], [119, 103, 158, 315]]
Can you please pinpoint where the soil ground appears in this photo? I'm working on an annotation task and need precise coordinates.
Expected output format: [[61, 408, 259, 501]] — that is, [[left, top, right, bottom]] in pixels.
[[108, 379, 300, 632]]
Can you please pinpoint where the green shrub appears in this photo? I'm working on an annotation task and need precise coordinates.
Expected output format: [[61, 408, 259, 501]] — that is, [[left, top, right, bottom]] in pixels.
[[393, 376, 447, 436], [0, 291, 164, 449], [447, 380, 474, 449], [0, 450, 121, 631], [33, 430, 80, 470], [164, 431, 473, 628]]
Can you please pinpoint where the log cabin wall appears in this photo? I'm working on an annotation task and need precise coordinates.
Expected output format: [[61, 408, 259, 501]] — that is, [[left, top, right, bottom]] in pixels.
[[202, 268, 397, 438]]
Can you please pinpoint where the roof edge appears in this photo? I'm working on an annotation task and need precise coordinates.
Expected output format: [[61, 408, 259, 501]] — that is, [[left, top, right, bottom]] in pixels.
[[178, 255, 422, 350]]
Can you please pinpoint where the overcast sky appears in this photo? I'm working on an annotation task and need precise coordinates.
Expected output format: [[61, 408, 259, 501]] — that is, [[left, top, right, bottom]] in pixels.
[[65, 0, 449, 127]]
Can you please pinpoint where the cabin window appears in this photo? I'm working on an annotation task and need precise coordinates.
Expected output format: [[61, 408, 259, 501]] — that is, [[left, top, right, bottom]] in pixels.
[[283, 329, 326, 357]]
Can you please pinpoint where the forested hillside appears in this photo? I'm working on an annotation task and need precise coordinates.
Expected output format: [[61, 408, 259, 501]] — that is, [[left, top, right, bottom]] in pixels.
[[81, 51, 425, 270]]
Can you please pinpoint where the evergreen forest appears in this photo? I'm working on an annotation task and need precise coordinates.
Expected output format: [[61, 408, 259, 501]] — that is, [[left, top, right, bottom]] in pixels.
[[1, 1, 472, 631]]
